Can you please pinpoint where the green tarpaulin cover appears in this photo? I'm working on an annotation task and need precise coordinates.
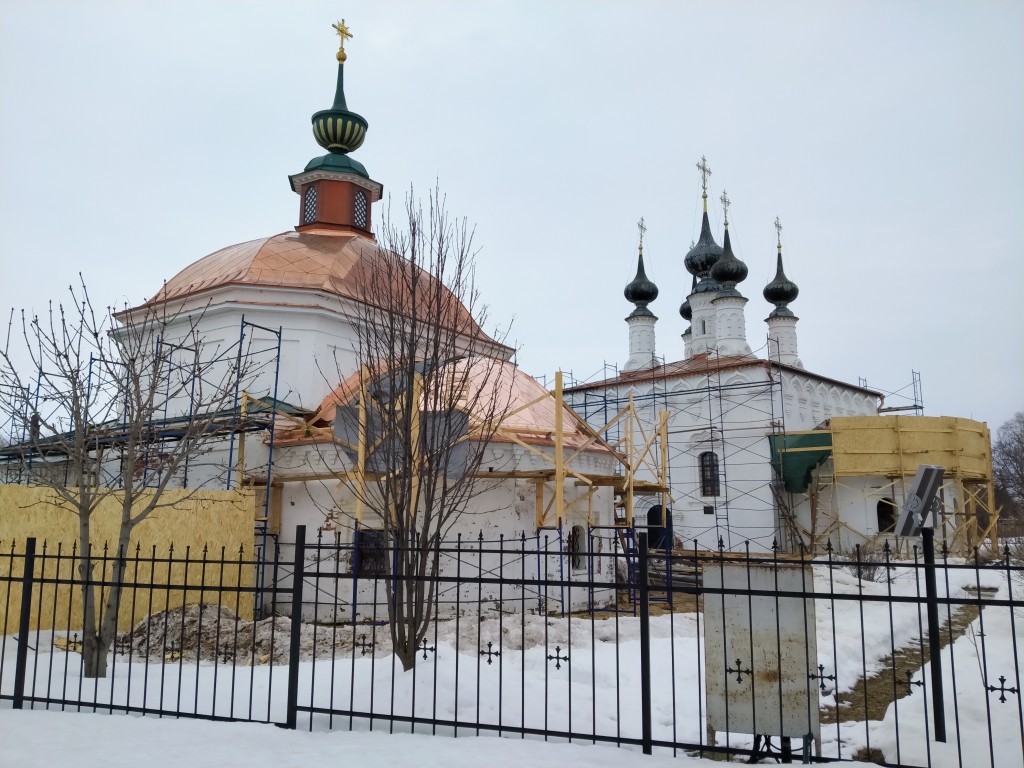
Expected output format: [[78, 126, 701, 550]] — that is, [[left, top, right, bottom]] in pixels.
[[769, 432, 833, 493]]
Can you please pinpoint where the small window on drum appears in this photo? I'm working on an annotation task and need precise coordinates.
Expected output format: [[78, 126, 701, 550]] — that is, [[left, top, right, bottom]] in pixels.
[[567, 525, 586, 571], [302, 185, 318, 224], [699, 451, 720, 497], [355, 529, 388, 577], [354, 190, 368, 229]]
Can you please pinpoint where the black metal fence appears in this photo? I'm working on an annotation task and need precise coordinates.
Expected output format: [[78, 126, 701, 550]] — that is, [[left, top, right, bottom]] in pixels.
[[1, 526, 1022, 768]]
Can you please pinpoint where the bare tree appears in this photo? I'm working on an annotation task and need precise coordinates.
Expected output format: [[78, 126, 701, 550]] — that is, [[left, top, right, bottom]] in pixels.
[[324, 190, 514, 671], [0, 278, 249, 677], [994, 411, 1024, 530]]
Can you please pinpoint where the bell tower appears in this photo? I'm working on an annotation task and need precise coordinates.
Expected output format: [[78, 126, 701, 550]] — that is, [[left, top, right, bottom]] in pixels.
[[288, 21, 383, 237], [623, 218, 660, 371]]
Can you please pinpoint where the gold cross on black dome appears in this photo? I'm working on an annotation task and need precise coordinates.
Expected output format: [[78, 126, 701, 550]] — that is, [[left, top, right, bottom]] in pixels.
[[696, 155, 712, 212]]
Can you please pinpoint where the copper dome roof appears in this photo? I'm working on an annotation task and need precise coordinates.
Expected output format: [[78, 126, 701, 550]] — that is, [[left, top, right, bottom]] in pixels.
[[140, 231, 506, 351], [281, 357, 602, 451], [148, 231, 379, 304]]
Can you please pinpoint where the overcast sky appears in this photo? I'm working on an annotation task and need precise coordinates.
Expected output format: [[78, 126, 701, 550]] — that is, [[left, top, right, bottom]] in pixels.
[[1, 1, 1021, 431]]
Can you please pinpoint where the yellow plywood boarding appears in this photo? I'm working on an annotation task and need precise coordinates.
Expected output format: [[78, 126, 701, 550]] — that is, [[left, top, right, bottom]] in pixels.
[[830, 416, 992, 480], [0, 486, 257, 633]]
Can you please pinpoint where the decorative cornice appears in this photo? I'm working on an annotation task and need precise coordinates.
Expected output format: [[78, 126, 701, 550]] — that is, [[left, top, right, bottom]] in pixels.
[[288, 169, 383, 200], [711, 293, 748, 305], [626, 310, 659, 322]]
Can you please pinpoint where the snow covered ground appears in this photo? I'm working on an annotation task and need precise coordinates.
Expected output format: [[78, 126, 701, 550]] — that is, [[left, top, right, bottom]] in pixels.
[[0, 708, 877, 768], [2, 557, 1021, 766]]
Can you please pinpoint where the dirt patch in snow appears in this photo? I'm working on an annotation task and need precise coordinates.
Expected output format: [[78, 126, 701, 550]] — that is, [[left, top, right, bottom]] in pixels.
[[820, 602, 982, 726], [122, 605, 350, 665], [118, 601, 669, 665]]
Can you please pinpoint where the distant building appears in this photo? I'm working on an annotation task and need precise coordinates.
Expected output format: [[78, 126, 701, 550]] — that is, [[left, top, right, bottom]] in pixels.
[[566, 164, 997, 555]]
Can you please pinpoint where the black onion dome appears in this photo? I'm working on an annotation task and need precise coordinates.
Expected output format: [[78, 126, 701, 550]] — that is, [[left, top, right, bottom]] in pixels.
[[684, 210, 724, 278], [624, 253, 659, 307], [763, 251, 799, 315], [679, 275, 696, 321], [710, 227, 748, 293], [679, 297, 692, 321]]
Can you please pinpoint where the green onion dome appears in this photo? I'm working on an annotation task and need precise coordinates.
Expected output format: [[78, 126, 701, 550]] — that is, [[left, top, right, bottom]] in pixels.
[[311, 63, 368, 155]]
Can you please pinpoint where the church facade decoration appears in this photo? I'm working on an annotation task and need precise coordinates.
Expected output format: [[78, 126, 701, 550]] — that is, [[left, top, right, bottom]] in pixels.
[[569, 156, 996, 555]]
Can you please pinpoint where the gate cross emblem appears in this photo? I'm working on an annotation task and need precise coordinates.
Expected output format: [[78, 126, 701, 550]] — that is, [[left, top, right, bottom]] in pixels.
[[418, 638, 436, 660], [904, 670, 923, 695], [354, 633, 373, 656], [808, 664, 836, 692], [726, 658, 752, 684], [547, 646, 569, 670], [480, 642, 500, 665], [987, 675, 1019, 704]]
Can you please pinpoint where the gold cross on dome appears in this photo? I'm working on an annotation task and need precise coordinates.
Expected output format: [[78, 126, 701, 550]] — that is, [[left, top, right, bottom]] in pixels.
[[637, 217, 647, 252], [720, 190, 731, 226], [333, 19, 353, 62], [774, 216, 783, 250], [696, 155, 712, 197]]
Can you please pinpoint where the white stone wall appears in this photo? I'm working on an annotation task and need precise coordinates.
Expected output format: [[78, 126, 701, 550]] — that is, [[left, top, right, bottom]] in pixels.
[[712, 296, 752, 356], [567, 363, 881, 553], [667, 370, 778, 551], [781, 370, 878, 431], [623, 313, 657, 371], [127, 282, 513, 418], [790, 466, 970, 555], [264, 440, 622, 619], [766, 315, 801, 368], [150, 292, 363, 413], [687, 293, 718, 357]]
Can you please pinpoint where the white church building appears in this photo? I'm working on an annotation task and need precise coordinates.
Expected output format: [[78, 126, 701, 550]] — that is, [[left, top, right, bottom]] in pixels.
[[566, 166, 997, 555], [105, 26, 637, 613], [8, 24, 995, 587]]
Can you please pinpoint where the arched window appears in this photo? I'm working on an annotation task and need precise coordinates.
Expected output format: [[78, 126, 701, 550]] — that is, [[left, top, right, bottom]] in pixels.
[[877, 498, 897, 533], [354, 190, 368, 229], [567, 524, 586, 571], [302, 185, 318, 223], [699, 452, 720, 497], [355, 528, 388, 577]]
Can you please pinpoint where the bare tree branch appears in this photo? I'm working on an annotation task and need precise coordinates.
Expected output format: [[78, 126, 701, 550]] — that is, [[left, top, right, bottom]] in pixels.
[[0, 276, 252, 677], [306, 187, 514, 671]]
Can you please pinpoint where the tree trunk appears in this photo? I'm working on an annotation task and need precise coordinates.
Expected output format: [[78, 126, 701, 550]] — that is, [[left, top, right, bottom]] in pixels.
[[78, 524, 104, 679], [82, 632, 108, 678], [78, 522, 130, 679], [394, 637, 416, 672], [389, 563, 436, 672], [390, 573, 415, 672]]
